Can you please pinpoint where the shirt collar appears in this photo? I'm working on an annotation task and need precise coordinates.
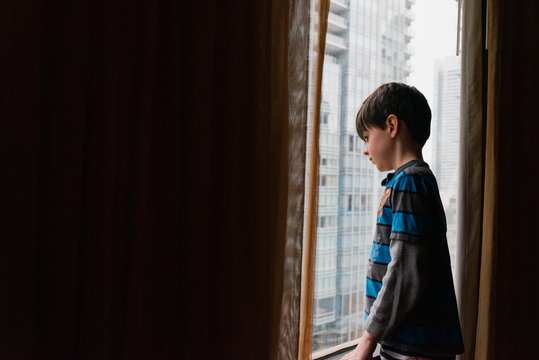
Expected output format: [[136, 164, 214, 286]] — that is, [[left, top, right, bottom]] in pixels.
[[380, 160, 427, 186]]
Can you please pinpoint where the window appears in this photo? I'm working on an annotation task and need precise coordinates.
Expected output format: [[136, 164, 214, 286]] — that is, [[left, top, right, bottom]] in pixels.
[[319, 216, 337, 229], [305, 0, 461, 356], [321, 112, 329, 124], [360, 194, 371, 212]]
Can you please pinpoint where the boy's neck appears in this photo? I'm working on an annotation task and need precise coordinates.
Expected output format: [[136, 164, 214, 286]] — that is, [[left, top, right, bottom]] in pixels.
[[392, 145, 423, 171]]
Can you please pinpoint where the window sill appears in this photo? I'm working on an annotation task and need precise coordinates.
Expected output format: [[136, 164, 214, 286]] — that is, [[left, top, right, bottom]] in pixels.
[[312, 340, 381, 360], [312, 339, 358, 360]]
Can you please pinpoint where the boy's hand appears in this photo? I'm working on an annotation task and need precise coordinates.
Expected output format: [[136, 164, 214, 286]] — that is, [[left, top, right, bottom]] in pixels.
[[340, 331, 377, 360]]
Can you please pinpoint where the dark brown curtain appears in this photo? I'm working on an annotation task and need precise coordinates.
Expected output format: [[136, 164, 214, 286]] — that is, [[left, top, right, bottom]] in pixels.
[[457, 0, 539, 359], [0, 1, 309, 359], [483, 0, 539, 357]]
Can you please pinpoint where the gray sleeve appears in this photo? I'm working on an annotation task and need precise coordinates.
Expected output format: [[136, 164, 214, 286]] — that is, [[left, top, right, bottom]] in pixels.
[[364, 239, 429, 340]]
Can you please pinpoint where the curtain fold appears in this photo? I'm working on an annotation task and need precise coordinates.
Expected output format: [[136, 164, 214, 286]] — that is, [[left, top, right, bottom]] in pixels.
[[473, 0, 502, 357], [276, 0, 311, 359], [298, 0, 330, 359], [0, 0, 310, 359], [456, 1, 486, 359]]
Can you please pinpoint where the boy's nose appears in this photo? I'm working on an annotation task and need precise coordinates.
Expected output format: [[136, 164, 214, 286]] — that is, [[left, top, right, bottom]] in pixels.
[[363, 144, 369, 156]]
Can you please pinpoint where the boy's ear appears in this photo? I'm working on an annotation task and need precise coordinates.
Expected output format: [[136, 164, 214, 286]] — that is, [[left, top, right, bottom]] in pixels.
[[386, 114, 399, 138]]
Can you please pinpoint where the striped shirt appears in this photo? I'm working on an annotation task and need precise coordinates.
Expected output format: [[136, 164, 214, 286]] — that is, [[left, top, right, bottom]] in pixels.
[[364, 160, 464, 357]]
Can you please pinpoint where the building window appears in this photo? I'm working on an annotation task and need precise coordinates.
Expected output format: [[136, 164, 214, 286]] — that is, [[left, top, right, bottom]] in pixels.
[[321, 113, 329, 124]]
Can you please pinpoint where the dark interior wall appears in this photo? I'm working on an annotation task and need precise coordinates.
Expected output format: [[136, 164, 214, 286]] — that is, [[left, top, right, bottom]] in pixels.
[[493, 0, 539, 357]]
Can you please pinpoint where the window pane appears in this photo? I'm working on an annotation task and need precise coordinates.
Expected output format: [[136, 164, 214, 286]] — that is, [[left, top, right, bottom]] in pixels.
[[305, 0, 461, 354]]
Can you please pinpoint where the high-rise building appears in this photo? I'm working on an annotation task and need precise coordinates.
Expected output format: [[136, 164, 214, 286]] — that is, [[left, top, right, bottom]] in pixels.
[[431, 55, 461, 266], [306, 0, 416, 352]]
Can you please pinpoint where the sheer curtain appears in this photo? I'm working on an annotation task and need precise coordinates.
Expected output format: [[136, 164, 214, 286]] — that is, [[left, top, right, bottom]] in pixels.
[[0, 0, 310, 358]]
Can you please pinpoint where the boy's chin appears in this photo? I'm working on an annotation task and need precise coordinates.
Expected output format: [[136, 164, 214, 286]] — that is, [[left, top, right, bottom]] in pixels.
[[374, 164, 391, 172]]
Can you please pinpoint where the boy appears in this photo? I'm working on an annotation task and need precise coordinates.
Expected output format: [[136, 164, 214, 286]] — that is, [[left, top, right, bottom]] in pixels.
[[341, 83, 464, 360]]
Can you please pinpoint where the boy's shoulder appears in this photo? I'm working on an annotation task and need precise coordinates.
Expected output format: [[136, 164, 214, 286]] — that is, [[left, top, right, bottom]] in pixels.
[[399, 160, 432, 177], [389, 160, 436, 196]]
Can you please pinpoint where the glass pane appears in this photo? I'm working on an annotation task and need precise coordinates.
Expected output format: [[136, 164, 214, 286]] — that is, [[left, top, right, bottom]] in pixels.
[[408, 0, 461, 276], [304, 0, 460, 354]]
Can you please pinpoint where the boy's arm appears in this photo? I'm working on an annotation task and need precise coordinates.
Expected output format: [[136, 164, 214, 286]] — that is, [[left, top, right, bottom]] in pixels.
[[364, 173, 433, 340], [340, 330, 378, 360], [364, 239, 429, 339]]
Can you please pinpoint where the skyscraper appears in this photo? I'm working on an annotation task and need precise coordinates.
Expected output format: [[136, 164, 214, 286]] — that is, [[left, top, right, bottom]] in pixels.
[[306, 0, 416, 352], [431, 55, 461, 266]]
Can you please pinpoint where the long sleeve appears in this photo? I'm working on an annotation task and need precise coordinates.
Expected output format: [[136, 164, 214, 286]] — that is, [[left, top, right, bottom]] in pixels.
[[364, 239, 428, 339]]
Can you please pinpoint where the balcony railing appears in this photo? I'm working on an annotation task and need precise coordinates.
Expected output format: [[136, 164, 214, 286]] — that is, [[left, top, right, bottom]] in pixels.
[[405, 8, 415, 21], [327, 33, 346, 47], [326, 33, 347, 53], [328, 12, 348, 33], [404, 28, 415, 42], [329, 0, 349, 12]]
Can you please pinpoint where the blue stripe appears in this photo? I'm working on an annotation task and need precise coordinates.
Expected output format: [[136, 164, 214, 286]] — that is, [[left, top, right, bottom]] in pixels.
[[391, 325, 463, 348], [364, 311, 369, 322], [366, 277, 383, 298], [388, 171, 406, 186], [369, 243, 391, 264], [392, 212, 431, 237], [377, 206, 393, 225], [392, 174, 429, 195]]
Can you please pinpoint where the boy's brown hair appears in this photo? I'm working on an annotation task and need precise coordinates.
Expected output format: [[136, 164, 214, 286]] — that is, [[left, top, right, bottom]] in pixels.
[[356, 82, 432, 146]]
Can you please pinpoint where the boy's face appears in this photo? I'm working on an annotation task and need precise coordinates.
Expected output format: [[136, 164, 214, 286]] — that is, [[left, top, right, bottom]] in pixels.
[[362, 125, 394, 172]]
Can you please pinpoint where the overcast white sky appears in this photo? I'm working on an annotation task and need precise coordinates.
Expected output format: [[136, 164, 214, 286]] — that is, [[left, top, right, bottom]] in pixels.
[[406, 0, 460, 162], [408, 0, 460, 105]]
